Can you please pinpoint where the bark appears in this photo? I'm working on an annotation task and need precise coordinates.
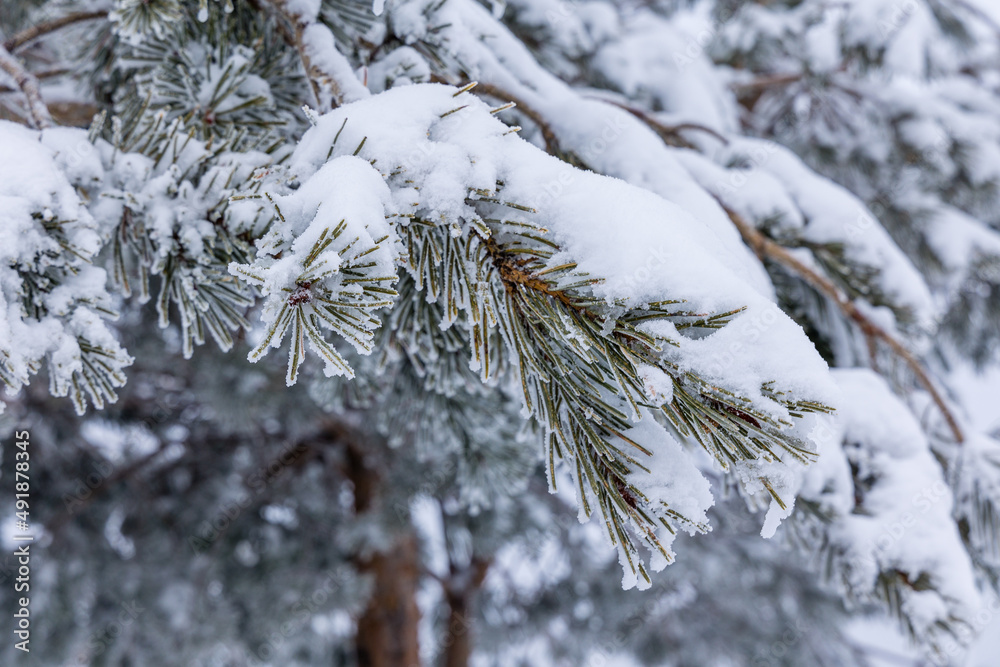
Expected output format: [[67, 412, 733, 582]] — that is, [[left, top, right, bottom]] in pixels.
[[442, 558, 490, 667], [355, 533, 422, 667], [345, 443, 422, 667]]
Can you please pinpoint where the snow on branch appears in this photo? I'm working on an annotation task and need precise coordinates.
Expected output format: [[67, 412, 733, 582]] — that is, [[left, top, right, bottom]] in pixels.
[[229, 156, 399, 385], [0, 122, 131, 413], [797, 369, 979, 648], [229, 83, 838, 587], [719, 204, 965, 445], [0, 44, 52, 129], [264, 0, 370, 111]]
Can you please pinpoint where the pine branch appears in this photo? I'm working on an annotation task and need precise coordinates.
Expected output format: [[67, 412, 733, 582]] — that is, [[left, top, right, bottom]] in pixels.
[[0, 67, 69, 93], [731, 72, 806, 94], [263, 0, 368, 111], [3, 10, 108, 52], [473, 82, 562, 156], [596, 97, 730, 148], [721, 204, 965, 444], [0, 43, 51, 128], [730, 66, 851, 110], [953, 0, 1000, 40], [483, 234, 590, 316], [594, 87, 964, 444]]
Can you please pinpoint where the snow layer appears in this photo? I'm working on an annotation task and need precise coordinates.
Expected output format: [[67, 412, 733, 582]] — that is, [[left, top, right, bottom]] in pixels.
[[0, 122, 131, 414], [280, 83, 838, 583], [798, 369, 981, 639]]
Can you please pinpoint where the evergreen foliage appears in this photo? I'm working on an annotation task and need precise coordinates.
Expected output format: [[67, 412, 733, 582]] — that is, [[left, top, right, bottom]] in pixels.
[[1, 0, 1000, 665]]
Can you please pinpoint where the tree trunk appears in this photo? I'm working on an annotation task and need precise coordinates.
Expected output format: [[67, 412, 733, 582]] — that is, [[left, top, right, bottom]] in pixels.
[[442, 558, 490, 667], [356, 533, 422, 667], [345, 441, 422, 667], [442, 588, 473, 667]]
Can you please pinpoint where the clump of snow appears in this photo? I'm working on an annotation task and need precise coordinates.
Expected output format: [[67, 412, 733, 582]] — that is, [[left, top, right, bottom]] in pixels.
[[797, 369, 981, 639], [230, 157, 397, 385], [0, 122, 132, 414]]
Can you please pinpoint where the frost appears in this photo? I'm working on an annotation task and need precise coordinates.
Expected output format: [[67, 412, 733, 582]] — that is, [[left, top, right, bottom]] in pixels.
[[230, 156, 398, 385], [279, 83, 837, 580], [0, 122, 132, 414]]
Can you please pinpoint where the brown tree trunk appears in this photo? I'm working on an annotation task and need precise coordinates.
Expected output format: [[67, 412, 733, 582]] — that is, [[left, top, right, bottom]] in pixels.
[[345, 441, 422, 667], [442, 589, 473, 667], [442, 558, 490, 667], [356, 533, 422, 667]]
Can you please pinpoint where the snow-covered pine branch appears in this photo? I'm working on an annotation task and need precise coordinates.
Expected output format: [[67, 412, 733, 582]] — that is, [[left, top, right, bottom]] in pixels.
[[0, 124, 130, 414], [2, 0, 1000, 664], [227, 83, 836, 586]]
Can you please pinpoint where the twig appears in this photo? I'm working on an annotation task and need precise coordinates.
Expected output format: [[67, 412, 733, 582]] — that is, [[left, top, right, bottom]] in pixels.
[[731, 72, 805, 93], [3, 10, 108, 52], [46, 440, 172, 540], [721, 204, 965, 444], [471, 80, 957, 447], [264, 0, 368, 111], [0, 67, 68, 94], [596, 97, 729, 147], [472, 82, 562, 155], [954, 0, 1000, 40], [482, 234, 600, 323], [0, 44, 51, 128], [595, 83, 963, 442]]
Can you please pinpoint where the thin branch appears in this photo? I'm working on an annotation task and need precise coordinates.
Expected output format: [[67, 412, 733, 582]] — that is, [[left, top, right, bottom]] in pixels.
[[721, 204, 965, 444], [954, 0, 1000, 40], [46, 439, 173, 539], [482, 233, 600, 323], [263, 0, 368, 111], [731, 72, 805, 93], [3, 10, 108, 52], [596, 89, 964, 442], [472, 82, 562, 155], [597, 97, 730, 147], [731, 72, 807, 112], [0, 44, 51, 128], [0, 67, 69, 93]]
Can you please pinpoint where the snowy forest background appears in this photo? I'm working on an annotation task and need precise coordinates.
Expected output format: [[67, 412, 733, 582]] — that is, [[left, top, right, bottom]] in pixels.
[[2, 0, 1000, 665]]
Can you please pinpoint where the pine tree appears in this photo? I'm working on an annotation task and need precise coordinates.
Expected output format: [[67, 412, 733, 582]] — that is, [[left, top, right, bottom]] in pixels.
[[0, 1, 999, 665]]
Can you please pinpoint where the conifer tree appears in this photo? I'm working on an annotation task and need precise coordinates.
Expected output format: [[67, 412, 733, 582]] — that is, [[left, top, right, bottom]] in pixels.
[[1, 1, 999, 665]]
